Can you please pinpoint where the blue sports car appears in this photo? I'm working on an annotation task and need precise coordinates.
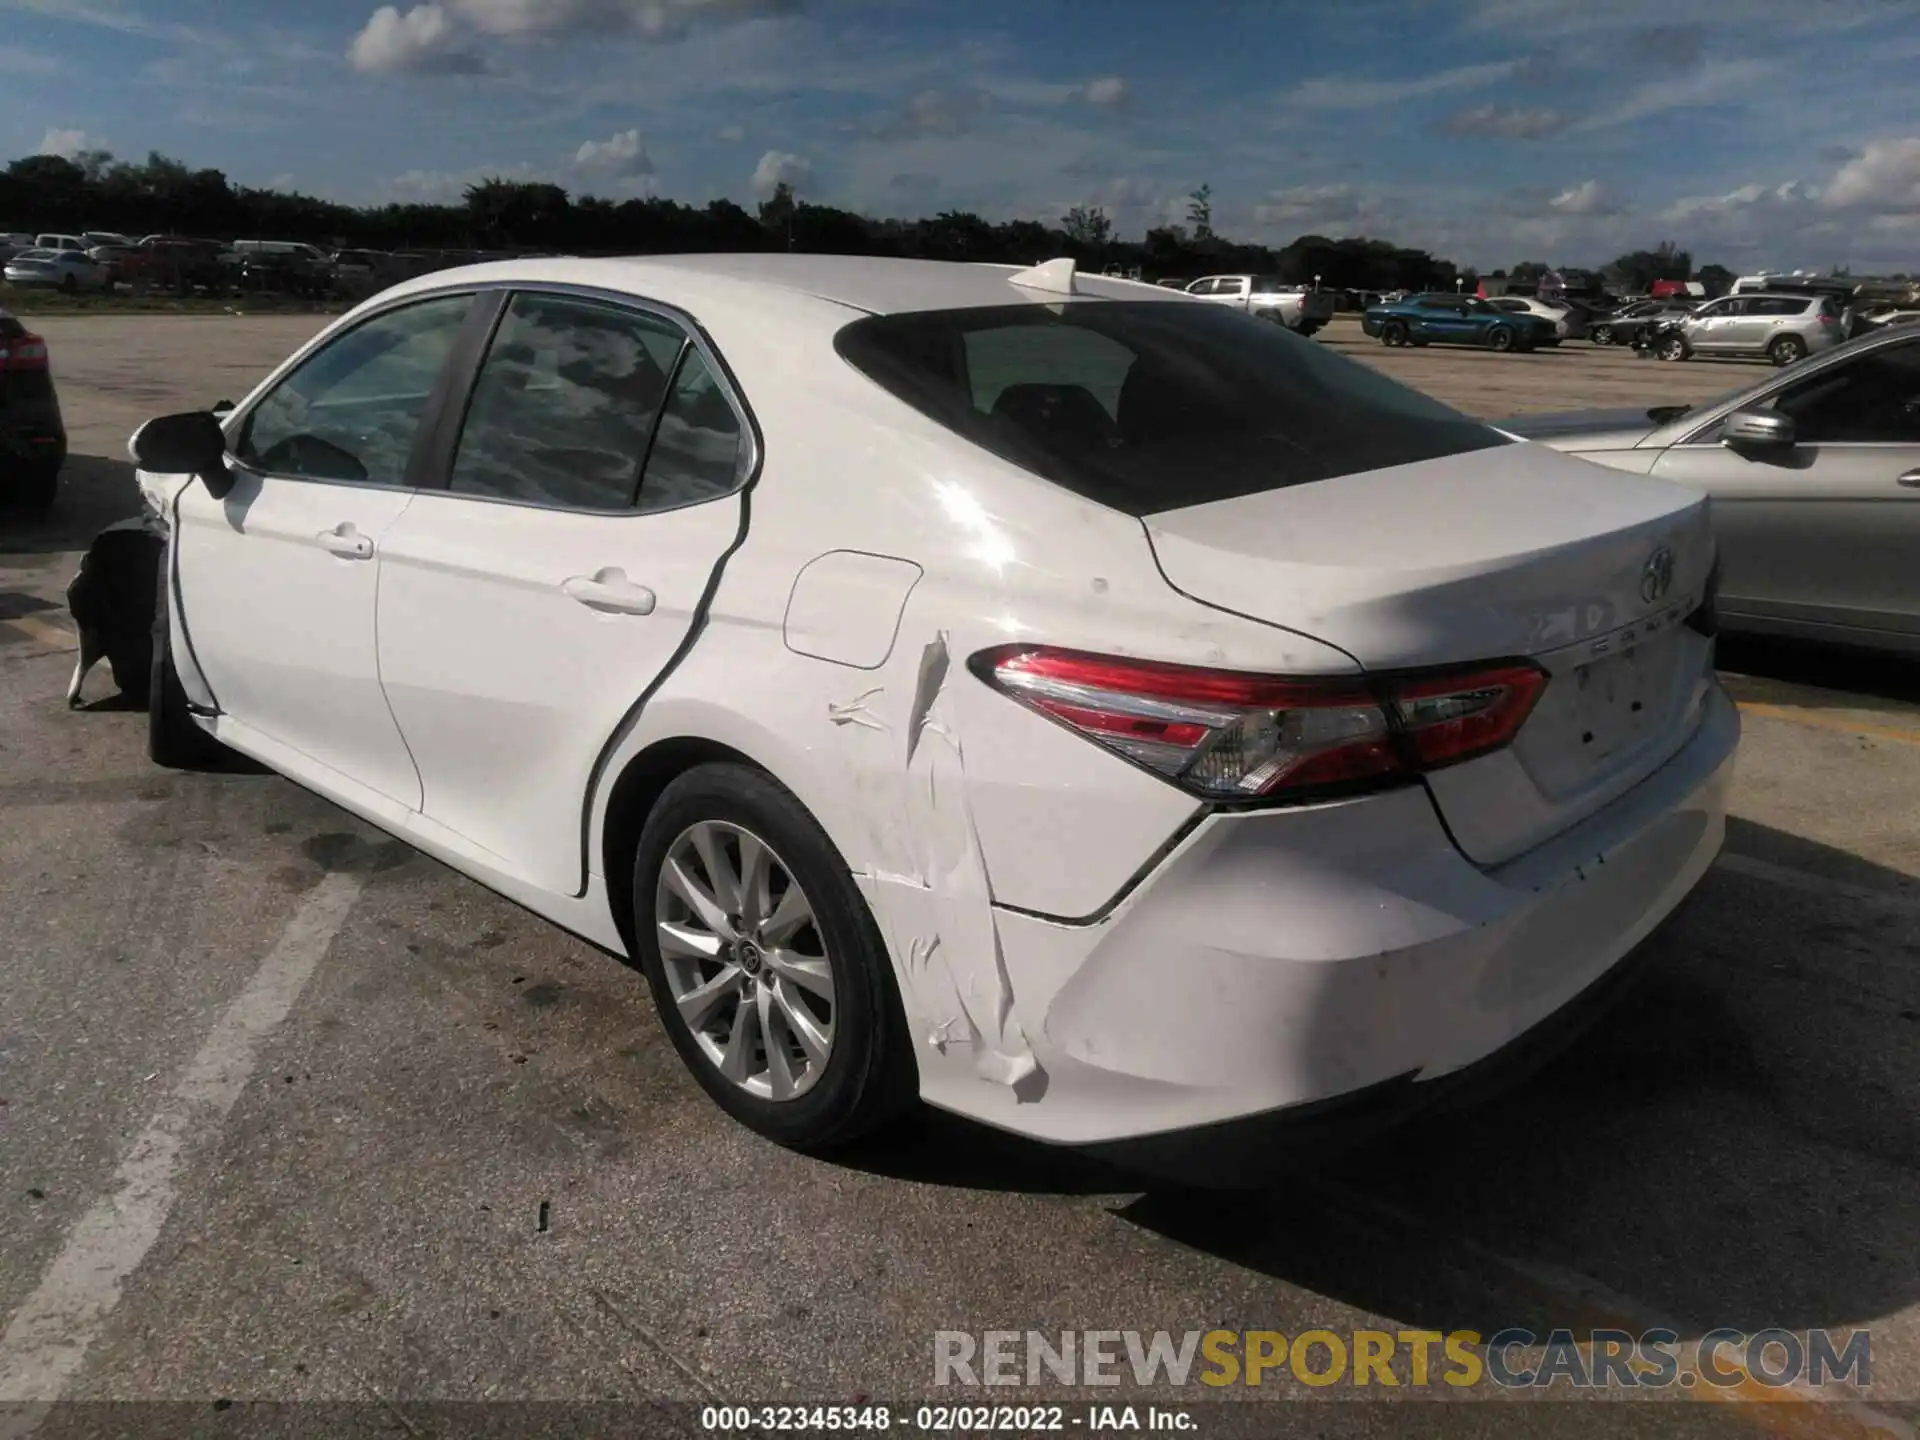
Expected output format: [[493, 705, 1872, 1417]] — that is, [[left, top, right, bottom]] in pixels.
[[1361, 294, 1557, 352]]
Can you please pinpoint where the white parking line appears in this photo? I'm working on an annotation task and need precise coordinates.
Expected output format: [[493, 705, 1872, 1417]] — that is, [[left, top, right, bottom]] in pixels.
[[0, 872, 365, 1430]]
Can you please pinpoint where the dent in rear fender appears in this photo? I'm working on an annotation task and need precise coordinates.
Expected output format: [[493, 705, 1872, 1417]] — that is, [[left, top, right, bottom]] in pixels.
[[596, 612, 1041, 1092]]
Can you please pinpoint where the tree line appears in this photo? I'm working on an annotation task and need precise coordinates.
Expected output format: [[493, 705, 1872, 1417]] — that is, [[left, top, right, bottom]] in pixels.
[[4, 148, 1745, 294]]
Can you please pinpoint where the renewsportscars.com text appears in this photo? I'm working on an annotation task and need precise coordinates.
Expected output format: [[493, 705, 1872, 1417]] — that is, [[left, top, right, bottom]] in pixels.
[[933, 1328, 1872, 1390]]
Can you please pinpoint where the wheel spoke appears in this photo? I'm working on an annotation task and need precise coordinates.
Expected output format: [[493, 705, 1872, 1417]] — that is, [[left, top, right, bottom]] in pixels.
[[773, 983, 831, 1069], [761, 985, 797, 1100], [759, 883, 814, 946], [719, 988, 760, 1082], [768, 949, 834, 1004], [663, 854, 733, 940], [657, 920, 723, 962], [676, 964, 744, 1032], [736, 832, 772, 930], [690, 823, 740, 914]]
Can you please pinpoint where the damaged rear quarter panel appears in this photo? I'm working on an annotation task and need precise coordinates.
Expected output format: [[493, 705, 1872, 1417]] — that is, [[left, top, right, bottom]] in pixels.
[[592, 330, 1365, 1111]]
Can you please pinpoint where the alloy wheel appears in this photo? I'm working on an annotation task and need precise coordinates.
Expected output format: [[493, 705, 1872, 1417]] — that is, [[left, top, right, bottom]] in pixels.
[[654, 820, 836, 1102]]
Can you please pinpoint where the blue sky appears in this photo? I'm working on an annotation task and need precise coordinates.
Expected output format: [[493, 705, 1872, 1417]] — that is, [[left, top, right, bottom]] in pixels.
[[3, 0, 1918, 270]]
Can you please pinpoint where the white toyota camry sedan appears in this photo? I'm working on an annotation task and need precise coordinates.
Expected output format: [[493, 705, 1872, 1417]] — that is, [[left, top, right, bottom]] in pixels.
[[127, 253, 1738, 1178]]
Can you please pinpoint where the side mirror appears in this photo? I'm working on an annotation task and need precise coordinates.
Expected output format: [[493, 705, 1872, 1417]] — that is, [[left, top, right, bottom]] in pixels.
[[1722, 408, 1795, 449], [130, 410, 235, 499]]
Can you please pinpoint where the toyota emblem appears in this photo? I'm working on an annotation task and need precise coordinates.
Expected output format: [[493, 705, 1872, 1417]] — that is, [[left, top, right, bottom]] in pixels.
[[1640, 546, 1676, 605]]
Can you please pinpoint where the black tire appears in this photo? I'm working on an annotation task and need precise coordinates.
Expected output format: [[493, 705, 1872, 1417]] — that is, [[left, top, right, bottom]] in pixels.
[[1769, 335, 1807, 367], [149, 561, 228, 768], [633, 762, 916, 1150], [1295, 322, 1320, 338], [1488, 325, 1515, 352], [1592, 324, 1615, 346], [1657, 334, 1689, 362], [1380, 320, 1409, 347]]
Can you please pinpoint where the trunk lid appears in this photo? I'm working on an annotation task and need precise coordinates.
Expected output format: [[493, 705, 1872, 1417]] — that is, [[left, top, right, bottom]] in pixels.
[[1144, 441, 1718, 864]]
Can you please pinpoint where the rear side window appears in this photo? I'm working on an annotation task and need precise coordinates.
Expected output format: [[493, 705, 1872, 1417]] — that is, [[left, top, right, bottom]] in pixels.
[[449, 293, 686, 510], [636, 348, 748, 512], [834, 302, 1508, 516]]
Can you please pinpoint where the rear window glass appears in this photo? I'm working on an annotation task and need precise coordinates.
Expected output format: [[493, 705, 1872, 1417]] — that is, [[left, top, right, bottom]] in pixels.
[[834, 302, 1507, 516]]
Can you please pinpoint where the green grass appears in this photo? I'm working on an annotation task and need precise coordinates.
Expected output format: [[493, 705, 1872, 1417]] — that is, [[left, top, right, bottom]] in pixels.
[[0, 287, 346, 318]]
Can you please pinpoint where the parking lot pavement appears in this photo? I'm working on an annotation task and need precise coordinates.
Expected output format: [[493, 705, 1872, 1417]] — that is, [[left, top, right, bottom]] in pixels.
[[2, 314, 1918, 1438]]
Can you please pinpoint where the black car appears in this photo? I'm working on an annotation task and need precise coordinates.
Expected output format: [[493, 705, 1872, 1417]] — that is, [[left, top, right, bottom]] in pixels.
[[1589, 299, 1696, 347], [0, 309, 66, 512]]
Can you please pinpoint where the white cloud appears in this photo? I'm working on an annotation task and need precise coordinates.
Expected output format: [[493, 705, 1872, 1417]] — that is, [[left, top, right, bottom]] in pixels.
[[1549, 179, 1623, 215], [1254, 183, 1363, 227], [751, 148, 810, 197], [1286, 60, 1523, 111], [1569, 58, 1772, 132], [440, 0, 790, 39], [1075, 75, 1129, 106], [267, 171, 296, 190], [0, 45, 57, 74], [36, 127, 103, 158], [1823, 137, 1920, 212], [348, 4, 482, 73], [716, 123, 746, 141], [574, 126, 652, 171], [1442, 103, 1569, 139]]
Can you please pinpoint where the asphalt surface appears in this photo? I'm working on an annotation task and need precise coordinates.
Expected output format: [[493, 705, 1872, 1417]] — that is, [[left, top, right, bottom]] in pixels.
[[1, 312, 1917, 1440]]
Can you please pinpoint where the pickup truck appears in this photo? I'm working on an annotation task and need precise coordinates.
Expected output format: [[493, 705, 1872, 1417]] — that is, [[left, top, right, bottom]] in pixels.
[[1184, 274, 1337, 336]]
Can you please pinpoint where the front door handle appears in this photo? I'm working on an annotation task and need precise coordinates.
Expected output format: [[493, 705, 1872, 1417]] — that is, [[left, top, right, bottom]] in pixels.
[[1898, 469, 1920, 488], [563, 567, 656, 615], [317, 523, 373, 559]]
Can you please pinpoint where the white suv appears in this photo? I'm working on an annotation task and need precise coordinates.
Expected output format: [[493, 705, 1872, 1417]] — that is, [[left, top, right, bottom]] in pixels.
[[1660, 293, 1847, 367]]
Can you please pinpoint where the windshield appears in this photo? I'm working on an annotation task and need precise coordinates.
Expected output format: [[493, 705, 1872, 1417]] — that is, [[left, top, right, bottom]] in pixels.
[[834, 301, 1509, 517]]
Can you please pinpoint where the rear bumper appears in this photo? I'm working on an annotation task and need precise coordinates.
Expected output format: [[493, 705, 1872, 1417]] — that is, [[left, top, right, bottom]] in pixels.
[[925, 684, 1739, 1153], [0, 415, 66, 478]]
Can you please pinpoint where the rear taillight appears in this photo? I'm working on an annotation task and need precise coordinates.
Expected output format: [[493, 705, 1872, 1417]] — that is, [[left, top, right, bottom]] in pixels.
[[971, 646, 1546, 802], [1, 336, 49, 370]]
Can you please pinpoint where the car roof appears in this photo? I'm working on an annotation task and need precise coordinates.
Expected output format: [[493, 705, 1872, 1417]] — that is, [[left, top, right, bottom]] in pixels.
[[382, 253, 1197, 318]]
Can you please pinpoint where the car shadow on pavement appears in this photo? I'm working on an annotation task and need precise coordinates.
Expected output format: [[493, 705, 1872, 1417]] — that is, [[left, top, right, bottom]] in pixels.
[[1718, 636, 1920, 709], [0, 453, 143, 559], [839, 1108, 1144, 1196]]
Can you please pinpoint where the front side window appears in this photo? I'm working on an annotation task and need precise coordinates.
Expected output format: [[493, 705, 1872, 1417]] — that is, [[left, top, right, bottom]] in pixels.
[[835, 300, 1508, 516], [237, 293, 473, 483], [1773, 341, 1920, 444], [448, 292, 686, 510]]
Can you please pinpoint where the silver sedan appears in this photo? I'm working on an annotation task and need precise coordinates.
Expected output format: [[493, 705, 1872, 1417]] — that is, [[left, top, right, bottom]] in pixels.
[[1501, 324, 1920, 655]]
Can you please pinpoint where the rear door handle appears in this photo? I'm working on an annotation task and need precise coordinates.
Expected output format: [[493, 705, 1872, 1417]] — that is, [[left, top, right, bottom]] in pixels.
[[1898, 469, 1920, 488], [317, 523, 373, 559], [563, 567, 656, 615]]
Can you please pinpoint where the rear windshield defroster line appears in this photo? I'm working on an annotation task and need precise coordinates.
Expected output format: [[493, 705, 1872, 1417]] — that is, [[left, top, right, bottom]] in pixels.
[[833, 302, 1510, 517]]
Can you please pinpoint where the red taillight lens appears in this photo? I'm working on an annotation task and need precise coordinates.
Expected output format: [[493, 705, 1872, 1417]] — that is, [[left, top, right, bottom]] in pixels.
[[2, 336, 49, 370], [972, 646, 1547, 802], [1388, 665, 1547, 769]]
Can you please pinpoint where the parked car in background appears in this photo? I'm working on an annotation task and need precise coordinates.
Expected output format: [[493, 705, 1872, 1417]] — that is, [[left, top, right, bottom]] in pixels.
[[81, 231, 133, 250], [0, 307, 66, 511], [4, 248, 112, 293], [1485, 295, 1588, 343], [121, 252, 1735, 1166], [1590, 298, 1697, 347], [230, 239, 334, 296], [1503, 325, 1920, 655], [1858, 305, 1920, 332], [1654, 292, 1846, 367], [1362, 293, 1554, 351], [119, 237, 231, 294], [1185, 275, 1337, 336], [34, 233, 89, 255], [87, 242, 142, 283]]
